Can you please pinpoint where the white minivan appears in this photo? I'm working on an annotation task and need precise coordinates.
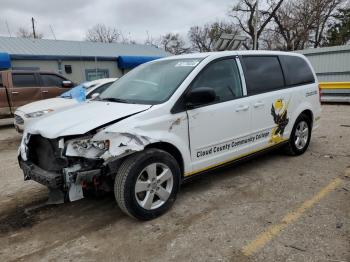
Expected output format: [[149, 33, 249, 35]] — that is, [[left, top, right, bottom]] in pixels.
[[19, 51, 321, 220]]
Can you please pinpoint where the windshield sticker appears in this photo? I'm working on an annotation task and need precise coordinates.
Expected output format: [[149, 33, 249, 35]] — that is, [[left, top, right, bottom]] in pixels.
[[175, 60, 200, 67]]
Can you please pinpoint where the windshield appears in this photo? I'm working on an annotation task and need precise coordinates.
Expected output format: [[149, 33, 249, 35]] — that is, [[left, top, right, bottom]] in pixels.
[[99, 58, 202, 104]]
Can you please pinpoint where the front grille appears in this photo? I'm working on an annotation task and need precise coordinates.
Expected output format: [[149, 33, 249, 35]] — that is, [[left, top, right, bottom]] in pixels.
[[14, 114, 24, 124], [27, 135, 67, 172]]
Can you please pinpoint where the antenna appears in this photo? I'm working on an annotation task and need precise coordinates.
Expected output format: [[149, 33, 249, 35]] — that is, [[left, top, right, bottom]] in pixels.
[[49, 25, 57, 40], [5, 21, 12, 37]]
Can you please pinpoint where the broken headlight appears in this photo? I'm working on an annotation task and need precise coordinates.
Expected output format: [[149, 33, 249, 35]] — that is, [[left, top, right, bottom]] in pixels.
[[66, 138, 110, 158]]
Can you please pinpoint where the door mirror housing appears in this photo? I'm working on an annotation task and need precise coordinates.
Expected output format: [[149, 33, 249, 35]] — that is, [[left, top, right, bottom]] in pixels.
[[62, 80, 73, 88], [185, 87, 216, 108]]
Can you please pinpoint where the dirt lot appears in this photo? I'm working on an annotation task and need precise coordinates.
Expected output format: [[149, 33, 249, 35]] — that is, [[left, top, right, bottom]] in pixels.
[[0, 105, 349, 262]]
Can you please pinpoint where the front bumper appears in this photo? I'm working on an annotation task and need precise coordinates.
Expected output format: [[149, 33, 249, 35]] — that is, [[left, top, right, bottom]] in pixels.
[[19, 158, 63, 188]]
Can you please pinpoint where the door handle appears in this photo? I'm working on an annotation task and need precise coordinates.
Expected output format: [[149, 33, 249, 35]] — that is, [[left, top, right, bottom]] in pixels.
[[11, 91, 19, 94], [235, 105, 249, 112], [254, 102, 264, 108], [42, 90, 49, 93]]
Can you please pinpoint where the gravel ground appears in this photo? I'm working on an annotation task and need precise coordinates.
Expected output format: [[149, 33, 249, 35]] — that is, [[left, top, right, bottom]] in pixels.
[[0, 105, 349, 262]]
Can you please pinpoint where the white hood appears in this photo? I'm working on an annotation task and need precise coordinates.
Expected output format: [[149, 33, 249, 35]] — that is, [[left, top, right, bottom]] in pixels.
[[17, 97, 78, 114], [26, 101, 151, 138]]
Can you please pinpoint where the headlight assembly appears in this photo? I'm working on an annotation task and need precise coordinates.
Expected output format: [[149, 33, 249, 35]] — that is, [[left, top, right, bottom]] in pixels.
[[66, 138, 110, 158], [25, 109, 54, 118]]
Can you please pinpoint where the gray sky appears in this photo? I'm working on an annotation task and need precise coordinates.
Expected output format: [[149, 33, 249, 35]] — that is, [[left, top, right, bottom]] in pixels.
[[0, 0, 235, 43]]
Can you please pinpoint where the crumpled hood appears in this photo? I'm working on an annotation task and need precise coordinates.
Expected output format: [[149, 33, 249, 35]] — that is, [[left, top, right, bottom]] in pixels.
[[26, 101, 151, 138]]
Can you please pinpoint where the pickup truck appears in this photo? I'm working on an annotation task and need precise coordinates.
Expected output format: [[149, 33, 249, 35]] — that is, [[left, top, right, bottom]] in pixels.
[[0, 70, 73, 119]]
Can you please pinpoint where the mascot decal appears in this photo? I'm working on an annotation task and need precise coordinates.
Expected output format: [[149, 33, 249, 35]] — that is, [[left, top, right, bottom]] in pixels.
[[270, 99, 289, 144]]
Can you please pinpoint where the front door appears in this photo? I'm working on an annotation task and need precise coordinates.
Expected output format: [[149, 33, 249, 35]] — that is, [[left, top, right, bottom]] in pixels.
[[187, 58, 252, 173], [40, 73, 69, 99]]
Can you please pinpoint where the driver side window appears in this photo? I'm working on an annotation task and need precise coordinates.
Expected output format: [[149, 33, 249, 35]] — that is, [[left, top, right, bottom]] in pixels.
[[191, 59, 243, 103]]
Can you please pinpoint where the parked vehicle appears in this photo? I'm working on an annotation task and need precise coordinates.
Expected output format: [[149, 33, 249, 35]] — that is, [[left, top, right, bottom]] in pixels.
[[0, 70, 74, 120], [18, 51, 321, 220], [14, 78, 117, 132]]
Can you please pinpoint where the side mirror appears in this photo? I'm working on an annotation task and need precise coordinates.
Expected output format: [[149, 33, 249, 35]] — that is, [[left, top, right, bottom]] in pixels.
[[62, 80, 73, 88], [186, 87, 216, 108], [90, 93, 100, 99]]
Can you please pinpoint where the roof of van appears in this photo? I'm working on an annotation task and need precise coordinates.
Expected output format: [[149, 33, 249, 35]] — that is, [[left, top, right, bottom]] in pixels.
[[160, 50, 303, 60]]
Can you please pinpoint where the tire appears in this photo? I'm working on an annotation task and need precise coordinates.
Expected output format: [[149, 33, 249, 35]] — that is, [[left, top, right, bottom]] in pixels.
[[114, 148, 181, 220], [285, 114, 312, 155]]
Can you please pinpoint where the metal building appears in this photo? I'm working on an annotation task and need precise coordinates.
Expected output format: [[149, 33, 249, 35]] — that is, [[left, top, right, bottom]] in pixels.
[[0, 36, 167, 83], [297, 45, 350, 103], [297, 45, 350, 82]]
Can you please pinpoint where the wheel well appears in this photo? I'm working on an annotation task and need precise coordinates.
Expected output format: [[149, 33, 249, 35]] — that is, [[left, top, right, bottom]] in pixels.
[[300, 109, 313, 127], [145, 142, 184, 175]]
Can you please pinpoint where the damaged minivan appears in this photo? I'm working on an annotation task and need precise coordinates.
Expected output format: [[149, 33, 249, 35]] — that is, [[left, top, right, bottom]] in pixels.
[[19, 51, 321, 220]]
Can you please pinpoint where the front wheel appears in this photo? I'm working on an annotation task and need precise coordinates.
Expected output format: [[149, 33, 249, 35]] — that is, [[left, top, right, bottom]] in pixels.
[[285, 114, 312, 155], [114, 148, 180, 220]]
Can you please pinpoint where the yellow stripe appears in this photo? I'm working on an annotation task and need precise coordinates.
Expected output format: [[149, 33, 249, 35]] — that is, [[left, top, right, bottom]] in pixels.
[[184, 140, 288, 177], [319, 82, 350, 89], [242, 177, 342, 257]]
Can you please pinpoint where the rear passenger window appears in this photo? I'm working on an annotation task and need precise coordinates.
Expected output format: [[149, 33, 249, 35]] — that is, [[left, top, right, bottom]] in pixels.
[[12, 74, 38, 87], [242, 56, 285, 95], [191, 59, 243, 103], [279, 55, 315, 86], [41, 74, 65, 87]]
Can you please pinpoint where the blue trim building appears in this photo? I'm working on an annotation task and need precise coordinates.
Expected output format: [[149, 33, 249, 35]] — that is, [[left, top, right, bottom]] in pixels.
[[0, 37, 167, 82]]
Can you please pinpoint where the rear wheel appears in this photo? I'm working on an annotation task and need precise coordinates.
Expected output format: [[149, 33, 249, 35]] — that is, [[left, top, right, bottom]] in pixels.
[[285, 114, 312, 155], [114, 148, 180, 220]]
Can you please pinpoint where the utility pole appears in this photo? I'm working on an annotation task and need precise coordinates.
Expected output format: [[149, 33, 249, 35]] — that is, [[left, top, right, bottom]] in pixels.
[[253, 0, 259, 50], [31, 17, 36, 39], [5, 21, 12, 37], [49, 25, 57, 40]]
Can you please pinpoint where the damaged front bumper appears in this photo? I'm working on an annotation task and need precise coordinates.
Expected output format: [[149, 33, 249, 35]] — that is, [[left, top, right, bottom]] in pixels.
[[18, 130, 157, 203], [19, 156, 103, 202], [19, 158, 63, 188]]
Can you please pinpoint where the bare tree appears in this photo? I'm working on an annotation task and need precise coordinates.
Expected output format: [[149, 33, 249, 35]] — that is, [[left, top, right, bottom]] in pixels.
[[271, 0, 316, 50], [229, 0, 284, 49], [144, 31, 160, 47], [160, 33, 190, 55], [85, 24, 121, 43], [17, 27, 43, 39], [271, 0, 344, 50], [310, 0, 344, 47], [120, 32, 137, 44], [188, 21, 240, 52]]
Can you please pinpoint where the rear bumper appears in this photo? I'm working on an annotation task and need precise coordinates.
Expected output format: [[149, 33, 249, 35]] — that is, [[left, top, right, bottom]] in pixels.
[[19, 158, 63, 188]]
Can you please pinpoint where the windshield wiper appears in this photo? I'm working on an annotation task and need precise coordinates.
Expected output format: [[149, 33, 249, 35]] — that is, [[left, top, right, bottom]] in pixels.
[[99, 97, 130, 103]]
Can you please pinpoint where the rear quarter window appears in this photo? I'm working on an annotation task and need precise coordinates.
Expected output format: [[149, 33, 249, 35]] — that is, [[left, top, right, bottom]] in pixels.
[[241, 56, 285, 95], [279, 55, 315, 86]]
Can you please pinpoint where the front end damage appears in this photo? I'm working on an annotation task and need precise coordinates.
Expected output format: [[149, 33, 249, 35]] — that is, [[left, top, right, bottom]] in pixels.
[[18, 131, 157, 203]]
